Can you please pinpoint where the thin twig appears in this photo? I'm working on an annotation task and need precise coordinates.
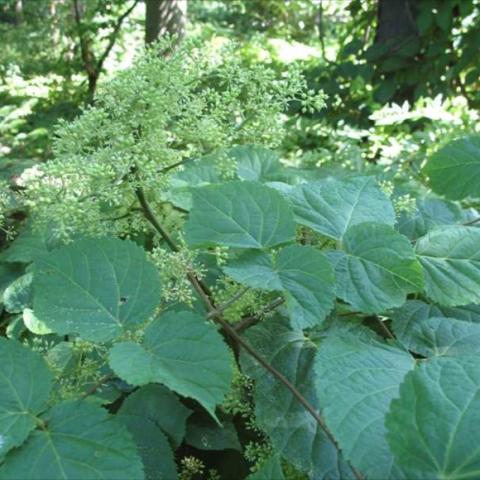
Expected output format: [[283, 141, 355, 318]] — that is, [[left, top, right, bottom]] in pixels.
[[158, 157, 194, 175], [81, 373, 114, 398], [135, 189, 363, 480], [207, 287, 250, 319], [375, 317, 395, 340], [337, 310, 361, 317], [135, 187, 179, 252], [463, 216, 480, 226], [96, 0, 139, 73], [235, 297, 285, 333], [317, 0, 330, 64], [73, 0, 97, 80], [135, 186, 213, 299]]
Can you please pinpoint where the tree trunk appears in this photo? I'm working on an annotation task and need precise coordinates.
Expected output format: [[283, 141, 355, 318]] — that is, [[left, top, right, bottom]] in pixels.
[[87, 73, 99, 103], [50, 0, 63, 48], [375, 0, 417, 44], [374, 0, 418, 103], [14, 0, 23, 25], [145, 0, 187, 45], [73, 0, 99, 102]]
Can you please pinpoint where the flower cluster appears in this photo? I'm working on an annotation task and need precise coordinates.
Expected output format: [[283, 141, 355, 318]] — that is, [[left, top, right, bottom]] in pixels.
[[212, 279, 263, 323], [393, 193, 417, 216], [19, 38, 322, 240], [150, 245, 206, 305]]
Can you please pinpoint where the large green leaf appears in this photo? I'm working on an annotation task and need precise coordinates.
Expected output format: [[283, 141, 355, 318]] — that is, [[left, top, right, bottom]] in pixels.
[[32, 237, 161, 342], [314, 336, 415, 479], [396, 316, 480, 357], [423, 135, 480, 200], [437, 304, 480, 322], [392, 300, 480, 331], [118, 386, 184, 480], [390, 300, 442, 345], [109, 311, 233, 420], [386, 356, 480, 479], [276, 246, 335, 329], [3, 272, 32, 313], [117, 415, 176, 480], [223, 251, 281, 291], [241, 316, 353, 479], [185, 413, 241, 451], [230, 145, 284, 182], [289, 176, 395, 240], [397, 197, 463, 240], [224, 245, 335, 328], [248, 456, 284, 480], [392, 300, 480, 357], [166, 155, 220, 210], [416, 226, 480, 306], [330, 223, 423, 313], [0, 401, 144, 480], [0, 339, 52, 456], [23, 308, 54, 335], [118, 384, 192, 448], [1, 223, 60, 264], [0, 263, 24, 303], [185, 181, 295, 249]]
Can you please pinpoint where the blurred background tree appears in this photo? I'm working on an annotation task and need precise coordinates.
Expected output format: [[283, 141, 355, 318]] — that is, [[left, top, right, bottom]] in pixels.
[[0, 0, 479, 182], [145, 0, 187, 44]]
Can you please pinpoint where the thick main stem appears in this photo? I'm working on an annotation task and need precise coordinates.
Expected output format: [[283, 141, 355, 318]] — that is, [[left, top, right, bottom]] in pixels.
[[135, 186, 363, 480]]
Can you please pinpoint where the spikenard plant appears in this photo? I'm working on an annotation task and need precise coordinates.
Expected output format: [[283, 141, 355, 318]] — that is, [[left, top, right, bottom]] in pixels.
[[1, 41, 480, 480]]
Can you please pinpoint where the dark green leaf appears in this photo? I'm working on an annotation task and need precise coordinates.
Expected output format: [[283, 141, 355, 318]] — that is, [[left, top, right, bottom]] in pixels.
[[416, 6, 433, 32], [185, 181, 295, 249], [224, 245, 335, 328], [315, 336, 414, 479], [118, 387, 182, 480], [289, 176, 395, 240], [241, 316, 353, 479], [386, 356, 480, 479], [119, 384, 192, 448], [392, 300, 480, 357], [1, 224, 60, 264], [248, 456, 284, 480], [423, 136, 480, 200], [117, 415, 176, 480], [392, 300, 480, 334], [1, 401, 144, 480], [32, 237, 161, 342], [185, 413, 241, 451], [396, 197, 463, 240], [3, 272, 32, 313], [330, 223, 423, 313], [395, 316, 480, 357], [0, 338, 52, 456], [416, 226, 480, 306], [109, 311, 233, 420], [223, 250, 281, 291], [230, 145, 284, 182]]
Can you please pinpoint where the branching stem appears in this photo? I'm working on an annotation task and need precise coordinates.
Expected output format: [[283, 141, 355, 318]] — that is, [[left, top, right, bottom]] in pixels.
[[463, 216, 480, 226], [375, 317, 395, 340], [135, 187, 179, 252], [135, 186, 363, 480], [207, 287, 251, 319], [234, 297, 285, 333], [81, 373, 114, 398]]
